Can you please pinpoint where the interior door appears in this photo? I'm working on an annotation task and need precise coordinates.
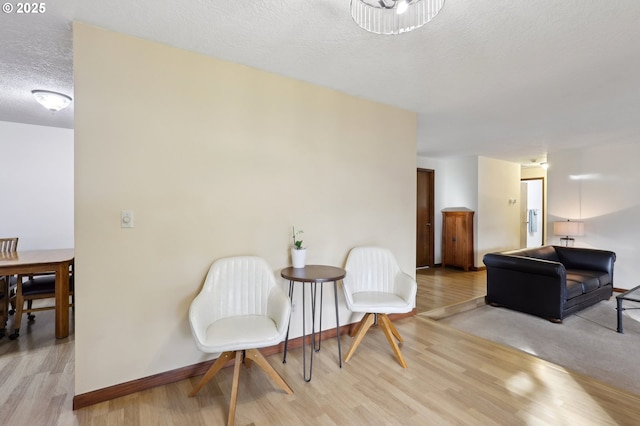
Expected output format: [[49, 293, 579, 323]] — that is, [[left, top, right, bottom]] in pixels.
[[416, 169, 434, 268]]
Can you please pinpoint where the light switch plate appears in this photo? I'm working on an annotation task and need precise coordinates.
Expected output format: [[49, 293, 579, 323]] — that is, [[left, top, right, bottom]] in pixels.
[[121, 210, 134, 228]]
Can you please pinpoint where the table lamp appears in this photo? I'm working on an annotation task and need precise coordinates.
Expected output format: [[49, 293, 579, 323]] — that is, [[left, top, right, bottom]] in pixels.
[[553, 220, 584, 246]]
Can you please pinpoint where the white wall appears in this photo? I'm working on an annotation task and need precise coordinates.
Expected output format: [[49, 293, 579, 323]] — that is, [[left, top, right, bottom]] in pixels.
[[417, 155, 521, 267], [417, 156, 478, 264], [548, 142, 640, 290], [0, 121, 74, 249]]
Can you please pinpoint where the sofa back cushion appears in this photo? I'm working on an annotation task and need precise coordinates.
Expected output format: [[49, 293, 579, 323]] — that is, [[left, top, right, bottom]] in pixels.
[[502, 245, 560, 262], [555, 246, 616, 276]]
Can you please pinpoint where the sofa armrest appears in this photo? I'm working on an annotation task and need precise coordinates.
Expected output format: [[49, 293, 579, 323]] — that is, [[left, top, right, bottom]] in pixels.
[[554, 246, 616, 277], [483, 252, 567, 321]]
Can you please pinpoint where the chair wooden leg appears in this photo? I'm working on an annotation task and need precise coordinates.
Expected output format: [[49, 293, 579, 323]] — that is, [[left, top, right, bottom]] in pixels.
[[188, 351, 235, 397], [246, 348, 293, 395], [227, 350, 243, 426], [349, 315, 364, 337], [379, 314, 407, 368], [344, 313, 375, 363], [10, 280, 25, 339], [385, 315, 404, 343]]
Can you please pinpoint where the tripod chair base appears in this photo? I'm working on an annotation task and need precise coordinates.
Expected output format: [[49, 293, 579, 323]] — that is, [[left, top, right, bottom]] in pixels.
[[189, 349, 293, 426], [344, 313, 407, 368]]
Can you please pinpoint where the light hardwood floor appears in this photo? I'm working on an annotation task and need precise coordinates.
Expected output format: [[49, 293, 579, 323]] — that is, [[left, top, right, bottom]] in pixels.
[[1, 267, 639, 425], [416, 267, 487, 315]]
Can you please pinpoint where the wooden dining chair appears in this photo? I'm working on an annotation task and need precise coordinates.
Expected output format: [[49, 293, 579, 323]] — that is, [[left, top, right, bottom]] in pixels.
[[0, 237, 19, 338], [0, 237, 18, 254], [8, 262, 74, 339], [0, 276, 7, 338]]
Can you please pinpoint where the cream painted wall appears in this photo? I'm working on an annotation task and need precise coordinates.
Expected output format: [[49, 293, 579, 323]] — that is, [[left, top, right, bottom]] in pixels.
[[477, 157, 521, 264], [548, 142, 640, 290], [0, 121, 74, 249], [73, 23, 416, 394]]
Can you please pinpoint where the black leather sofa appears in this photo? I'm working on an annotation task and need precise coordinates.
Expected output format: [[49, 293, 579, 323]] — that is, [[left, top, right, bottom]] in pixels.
[[483, 245, 616, 322]]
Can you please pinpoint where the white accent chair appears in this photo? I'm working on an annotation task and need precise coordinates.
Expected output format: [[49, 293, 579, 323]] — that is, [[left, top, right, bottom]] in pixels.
[[342, 247, 417, 368], [188, 256, 293, 426]]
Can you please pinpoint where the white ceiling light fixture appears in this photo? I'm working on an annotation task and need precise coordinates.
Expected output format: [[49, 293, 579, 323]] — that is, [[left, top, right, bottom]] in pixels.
[[350, 0, 445, 35], [31, 89, 72, 112]]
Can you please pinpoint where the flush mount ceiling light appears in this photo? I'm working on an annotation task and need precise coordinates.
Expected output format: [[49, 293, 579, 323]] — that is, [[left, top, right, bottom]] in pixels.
[[31, 90, 72, 112], [529, 159, 549, 169], [350, 0, 445, 35]]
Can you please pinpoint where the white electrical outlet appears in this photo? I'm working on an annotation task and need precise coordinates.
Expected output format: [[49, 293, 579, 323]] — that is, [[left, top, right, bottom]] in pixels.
[[121, 210, 134, 228], [291, 301, 296, 313]]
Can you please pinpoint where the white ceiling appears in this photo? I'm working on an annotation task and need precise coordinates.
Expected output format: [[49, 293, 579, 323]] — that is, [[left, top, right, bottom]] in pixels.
[[2, 0, 640, 164]]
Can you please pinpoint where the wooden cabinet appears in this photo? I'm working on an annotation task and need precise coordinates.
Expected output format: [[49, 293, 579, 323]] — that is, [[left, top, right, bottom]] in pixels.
[[442, 209, 474, 271]]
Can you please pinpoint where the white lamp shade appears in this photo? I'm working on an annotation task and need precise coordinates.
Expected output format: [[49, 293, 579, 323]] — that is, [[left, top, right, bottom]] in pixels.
[[553, 221, 584, 237]]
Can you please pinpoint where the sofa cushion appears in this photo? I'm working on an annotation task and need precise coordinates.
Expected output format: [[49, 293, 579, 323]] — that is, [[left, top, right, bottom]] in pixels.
[[565, 269, 610, 299], [565, 278, 585, 300]]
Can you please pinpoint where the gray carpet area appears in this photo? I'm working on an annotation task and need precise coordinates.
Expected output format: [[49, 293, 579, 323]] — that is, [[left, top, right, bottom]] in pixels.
[[436, 298, 640, 396]]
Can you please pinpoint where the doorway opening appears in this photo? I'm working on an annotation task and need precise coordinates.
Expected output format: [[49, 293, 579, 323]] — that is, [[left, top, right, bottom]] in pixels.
[[520, 177, 544, 248]]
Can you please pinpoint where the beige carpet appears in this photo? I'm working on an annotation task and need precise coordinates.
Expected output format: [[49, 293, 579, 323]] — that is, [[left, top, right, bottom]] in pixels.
[[435, 298, 640, 396]]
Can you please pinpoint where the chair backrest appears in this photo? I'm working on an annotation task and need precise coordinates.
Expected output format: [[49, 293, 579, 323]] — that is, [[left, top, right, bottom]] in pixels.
[[344, 246, 401, 293], [0, 237, 18, 253], [199, 256, 277, 322]]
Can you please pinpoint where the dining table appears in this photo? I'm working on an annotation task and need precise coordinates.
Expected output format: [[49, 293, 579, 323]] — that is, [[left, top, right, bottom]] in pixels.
[[0, 248, 74, 339]]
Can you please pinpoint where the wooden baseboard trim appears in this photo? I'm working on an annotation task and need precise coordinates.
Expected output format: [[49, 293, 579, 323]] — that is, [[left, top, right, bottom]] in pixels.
[[73, 309, 416, 410]]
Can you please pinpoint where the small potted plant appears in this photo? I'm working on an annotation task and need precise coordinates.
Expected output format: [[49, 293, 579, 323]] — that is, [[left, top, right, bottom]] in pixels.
[[291, 226, 306, 268]]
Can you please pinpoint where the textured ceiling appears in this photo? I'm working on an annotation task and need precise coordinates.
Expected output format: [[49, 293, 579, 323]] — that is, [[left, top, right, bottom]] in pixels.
[[2, 0, 640, 164], [0, 1, 75, 128]]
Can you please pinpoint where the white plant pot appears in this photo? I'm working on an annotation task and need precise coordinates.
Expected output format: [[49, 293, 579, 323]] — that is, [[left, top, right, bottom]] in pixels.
[[291, 248, 307, 268]]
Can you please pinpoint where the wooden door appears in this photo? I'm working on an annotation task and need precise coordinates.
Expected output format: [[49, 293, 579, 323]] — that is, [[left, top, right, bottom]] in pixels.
[[416, 169, 434, 268]]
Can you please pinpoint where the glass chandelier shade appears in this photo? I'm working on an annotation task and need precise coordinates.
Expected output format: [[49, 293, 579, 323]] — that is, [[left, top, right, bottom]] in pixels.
[[350, 0, 445, 35], [32, 90, 73, 111]]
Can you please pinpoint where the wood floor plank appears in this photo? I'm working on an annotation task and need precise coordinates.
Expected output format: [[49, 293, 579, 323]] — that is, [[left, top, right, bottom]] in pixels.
[[2, 269, 640, 425]]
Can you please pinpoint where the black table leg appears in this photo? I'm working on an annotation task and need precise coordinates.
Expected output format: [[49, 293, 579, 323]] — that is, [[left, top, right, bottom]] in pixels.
[[333, 280, 342, 367], [314, 282, 323, 352], [302, 282, 314, 382], [283, 281, 294, 363], [617, 297, 624, 333], [281, 272, 345, 381]]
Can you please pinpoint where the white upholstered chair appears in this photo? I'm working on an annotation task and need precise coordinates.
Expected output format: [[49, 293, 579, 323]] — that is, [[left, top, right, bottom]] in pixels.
[[188, 256, 293, 426], [342, 247, 417, 368]]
